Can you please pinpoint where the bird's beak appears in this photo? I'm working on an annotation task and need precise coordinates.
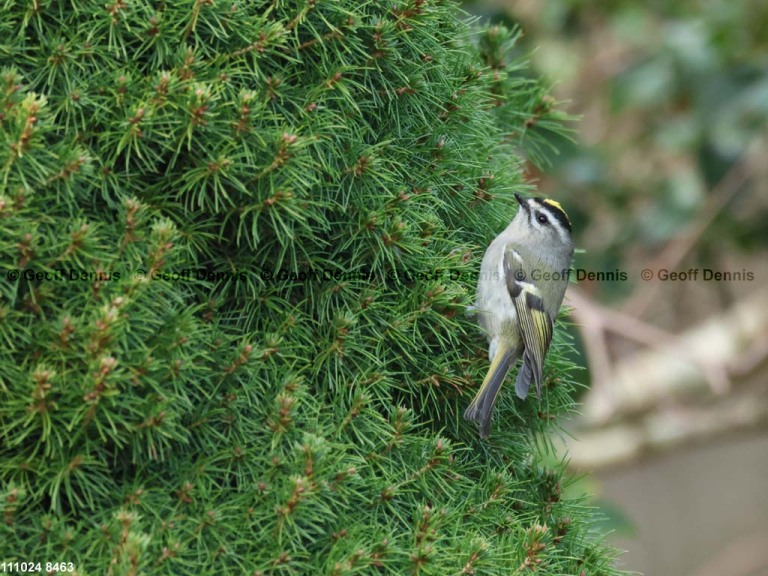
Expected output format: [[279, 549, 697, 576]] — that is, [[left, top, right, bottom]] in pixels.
[[514, 193, 529, 213]]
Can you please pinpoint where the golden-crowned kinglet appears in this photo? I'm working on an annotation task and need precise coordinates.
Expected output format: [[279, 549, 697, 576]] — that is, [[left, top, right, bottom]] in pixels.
[[464, 193, 574, 438]]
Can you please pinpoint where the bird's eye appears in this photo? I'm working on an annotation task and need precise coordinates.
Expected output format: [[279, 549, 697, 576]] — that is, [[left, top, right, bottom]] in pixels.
[[536, 213, 549, 225]]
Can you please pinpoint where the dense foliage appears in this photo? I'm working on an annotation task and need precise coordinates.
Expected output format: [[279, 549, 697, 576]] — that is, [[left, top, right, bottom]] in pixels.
[[1, 1, 622, 573]]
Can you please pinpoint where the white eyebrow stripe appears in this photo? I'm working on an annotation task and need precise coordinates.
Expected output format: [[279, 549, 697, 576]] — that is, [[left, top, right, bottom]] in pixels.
[[531, 200, 571, 244]]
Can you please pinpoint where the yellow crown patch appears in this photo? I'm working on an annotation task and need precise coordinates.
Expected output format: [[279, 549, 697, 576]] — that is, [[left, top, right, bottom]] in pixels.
[[542, 199, 570, 224]]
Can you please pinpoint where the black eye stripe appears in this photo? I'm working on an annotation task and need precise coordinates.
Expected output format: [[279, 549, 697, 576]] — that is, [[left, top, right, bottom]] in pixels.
[[533, 198, 572, 234]]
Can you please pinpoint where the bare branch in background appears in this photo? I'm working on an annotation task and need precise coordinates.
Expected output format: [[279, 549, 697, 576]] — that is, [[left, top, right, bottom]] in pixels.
[[561, 289, 768, 470]]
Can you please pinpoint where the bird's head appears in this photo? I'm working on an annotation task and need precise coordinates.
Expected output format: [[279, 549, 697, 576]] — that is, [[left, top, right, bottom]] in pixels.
[[512, 193, 573, 252]]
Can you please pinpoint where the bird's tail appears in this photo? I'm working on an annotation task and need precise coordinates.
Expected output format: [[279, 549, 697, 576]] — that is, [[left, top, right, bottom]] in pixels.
[[514, 355, 533, 399], [464, 344, 515, 438]]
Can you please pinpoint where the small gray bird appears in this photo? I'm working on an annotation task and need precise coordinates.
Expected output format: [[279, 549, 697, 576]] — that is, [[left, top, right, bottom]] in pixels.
[[464, 193, 574, 438]]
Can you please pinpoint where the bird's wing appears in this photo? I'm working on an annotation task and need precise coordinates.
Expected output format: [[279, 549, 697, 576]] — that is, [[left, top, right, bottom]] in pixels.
[[502, 246, 554, 392]]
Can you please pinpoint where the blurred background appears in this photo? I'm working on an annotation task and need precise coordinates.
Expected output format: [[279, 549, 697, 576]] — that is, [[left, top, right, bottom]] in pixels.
[[466, 1, 768, 574]]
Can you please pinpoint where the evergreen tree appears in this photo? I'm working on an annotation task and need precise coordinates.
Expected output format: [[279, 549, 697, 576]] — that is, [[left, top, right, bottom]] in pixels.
[[1, 1, 624, 574]]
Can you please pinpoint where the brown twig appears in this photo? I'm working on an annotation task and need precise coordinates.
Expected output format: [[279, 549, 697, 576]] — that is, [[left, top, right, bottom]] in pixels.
[[566, 287, 732, 415]]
